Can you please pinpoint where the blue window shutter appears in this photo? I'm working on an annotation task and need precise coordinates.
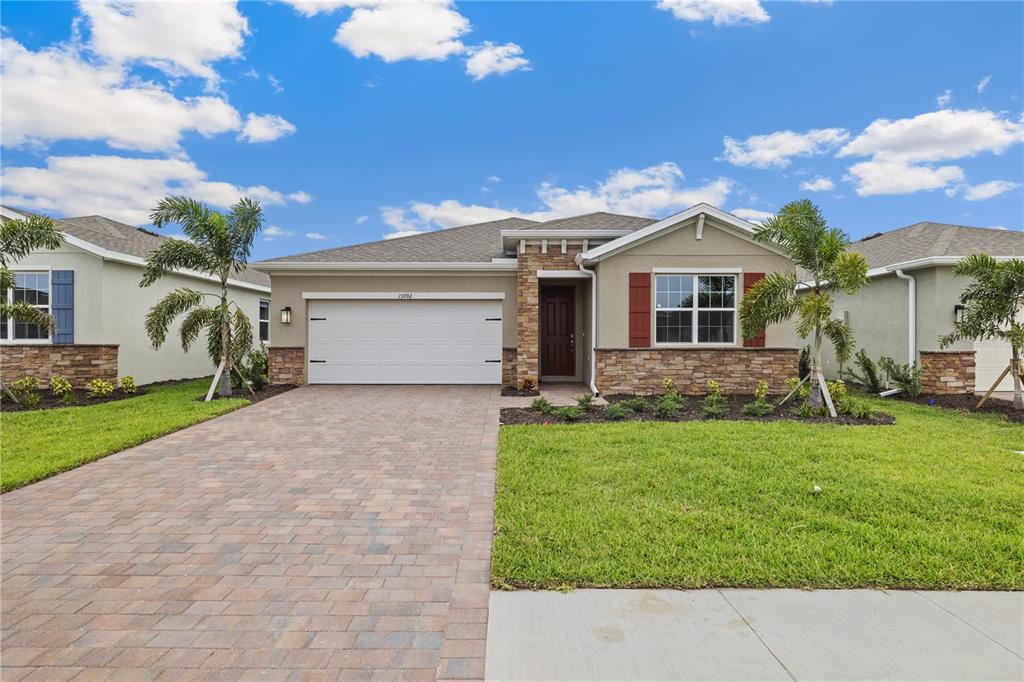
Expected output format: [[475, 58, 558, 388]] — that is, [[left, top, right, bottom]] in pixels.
[[52, 270, 74, 344]]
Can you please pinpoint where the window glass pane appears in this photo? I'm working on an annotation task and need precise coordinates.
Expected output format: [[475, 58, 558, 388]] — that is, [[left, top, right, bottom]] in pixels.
[[722, 276, 736, 308], [655, 275, 693, 309], [14, 320, 48, 339], [14, 272, 49, 306], [656, 310, 692, 343], [697, 275, 736, 309], [259, 321, 269, 342], [698, 311, 735, 343]]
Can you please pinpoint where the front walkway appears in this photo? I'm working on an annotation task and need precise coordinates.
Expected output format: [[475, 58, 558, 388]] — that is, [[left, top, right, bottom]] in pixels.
[[487, 588, 1024, 681], [1, 385, 500, 681]]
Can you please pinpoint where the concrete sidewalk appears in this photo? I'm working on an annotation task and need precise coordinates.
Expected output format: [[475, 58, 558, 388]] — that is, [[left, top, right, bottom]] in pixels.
[[486, 589, 1024, 681]]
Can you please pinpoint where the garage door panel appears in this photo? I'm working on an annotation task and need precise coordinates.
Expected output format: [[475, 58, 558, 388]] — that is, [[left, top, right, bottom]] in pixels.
[[307, 298, 501, 384]]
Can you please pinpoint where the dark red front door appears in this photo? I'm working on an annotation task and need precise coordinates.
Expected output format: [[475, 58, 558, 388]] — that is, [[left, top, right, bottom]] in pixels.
[[541, 286, 575, 376]]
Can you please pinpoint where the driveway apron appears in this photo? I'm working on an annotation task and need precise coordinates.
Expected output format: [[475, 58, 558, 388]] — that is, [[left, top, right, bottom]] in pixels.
[[1, 385, 499, 681]]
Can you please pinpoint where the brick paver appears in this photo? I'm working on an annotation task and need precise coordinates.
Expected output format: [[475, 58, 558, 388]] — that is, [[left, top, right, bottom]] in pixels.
[[1, 385, 500, 680]]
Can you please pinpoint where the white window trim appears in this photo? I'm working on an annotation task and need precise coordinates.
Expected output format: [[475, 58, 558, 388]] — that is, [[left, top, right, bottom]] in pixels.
[[259, 299, 271, 343], [1, 269, 53, 344], [653, 273, 738, 347]]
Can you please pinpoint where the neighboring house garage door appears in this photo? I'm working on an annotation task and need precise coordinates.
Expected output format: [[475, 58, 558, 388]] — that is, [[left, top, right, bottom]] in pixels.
[[306, 296, 502, 384], [974, 338, 1018, 392]]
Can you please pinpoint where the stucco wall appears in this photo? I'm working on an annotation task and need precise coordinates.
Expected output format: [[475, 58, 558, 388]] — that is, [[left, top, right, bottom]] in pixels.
[[265, 272, 518, 348], [822, 265, 969, 378], [594, 216, 798, 348], [102, 261, 266, 384]]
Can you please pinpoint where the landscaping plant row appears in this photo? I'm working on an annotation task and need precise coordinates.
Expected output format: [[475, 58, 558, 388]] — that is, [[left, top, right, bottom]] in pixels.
[[500, 378, 894, 426], [2, 374, 142, 412]]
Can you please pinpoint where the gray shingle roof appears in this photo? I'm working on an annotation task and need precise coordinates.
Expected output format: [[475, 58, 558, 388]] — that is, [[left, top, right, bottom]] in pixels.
[[58, 215, 270, 287], [851, 222, 1024, 269], [521, 212, 658, 231], [260, 217, 539, 263]]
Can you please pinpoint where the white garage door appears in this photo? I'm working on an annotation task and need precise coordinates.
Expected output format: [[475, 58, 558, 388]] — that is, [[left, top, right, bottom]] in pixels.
[[307, 296, 502, 384], [975, 338, 1018, 392]]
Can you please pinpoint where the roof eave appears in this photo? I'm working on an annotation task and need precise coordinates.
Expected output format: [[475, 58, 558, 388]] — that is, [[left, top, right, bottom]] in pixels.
[[251, 260, 518, 273]]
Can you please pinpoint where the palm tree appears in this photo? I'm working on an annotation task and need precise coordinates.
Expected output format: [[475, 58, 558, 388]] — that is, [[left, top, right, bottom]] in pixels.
[[1, 213, 65, 332], [142, 196, 263, 398], [939, 254, 1024, 410], [739, 199, 869, 414]]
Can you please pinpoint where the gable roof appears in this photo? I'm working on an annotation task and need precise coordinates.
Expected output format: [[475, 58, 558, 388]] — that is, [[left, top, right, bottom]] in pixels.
[[580, 203, 790, 262], [260, 216, 538, 264], [851, 222, 1024, 269], [1, 206, 270, 290]]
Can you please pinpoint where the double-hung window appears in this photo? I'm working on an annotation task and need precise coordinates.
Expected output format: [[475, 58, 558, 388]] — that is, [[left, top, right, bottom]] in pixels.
[[655, 274, 736, 344], [259, 299, 270, 342], [1, 272, 51, 341]]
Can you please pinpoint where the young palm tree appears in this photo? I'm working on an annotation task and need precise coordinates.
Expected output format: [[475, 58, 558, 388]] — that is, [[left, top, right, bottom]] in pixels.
[[939, 254, 1024, 410], [1, 213, 65, 332], [142, 196, 263, 398], [739, 199, 869, 413]]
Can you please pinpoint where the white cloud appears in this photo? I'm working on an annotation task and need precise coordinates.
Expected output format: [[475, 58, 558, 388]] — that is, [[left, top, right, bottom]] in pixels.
[[81, 0, 248, 83], [486, 176, 502, 184], [937, 89, 953, 109], [384, 229, 429, 240], [799, 176, 835, 192], [306, 232, 329, 240], [263, 225, 295, 240], [1, 155, 310, 225], [721, 128, 849, 168], [268, 74, 284, 94], [284, 0, 362, 17], [838, 109, 1024, 196], [335, 1, 469, 62], [844, 160, 964, 197], [657, 0, 770, 25], [238, 113, 297, 143], [465, 42, 530, 80], [288, 191, 313, 204], [731, 208, 774, 223], [380, 162, 735, 236], [977, 75, 992, 93], [355, 214, 369, 224], [0, 37, 241, 152], [963, 180, 1021, 201]]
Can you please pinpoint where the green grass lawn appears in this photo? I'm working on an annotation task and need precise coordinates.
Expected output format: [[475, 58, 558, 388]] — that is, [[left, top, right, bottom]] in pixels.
[[494, 398, 1024, 590], [2, 379, 248, 493]]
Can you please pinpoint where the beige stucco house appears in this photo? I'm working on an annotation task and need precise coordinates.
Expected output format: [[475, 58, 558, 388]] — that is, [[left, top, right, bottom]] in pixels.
[[0, 206, 271, 386], [821, 221, 1024, 395], [254, 204, 801, 395]]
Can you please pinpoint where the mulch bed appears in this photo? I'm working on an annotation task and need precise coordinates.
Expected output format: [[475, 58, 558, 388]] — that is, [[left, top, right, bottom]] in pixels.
[[898, 393, 1024, 423], [201, 383, 297, 403], [501, 386, 540, 397], [1, 387, 146, 413], [501, 394, 895, 426]]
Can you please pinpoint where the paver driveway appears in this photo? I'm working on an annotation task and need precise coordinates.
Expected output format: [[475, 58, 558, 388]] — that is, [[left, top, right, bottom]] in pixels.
[[1, 385, 500, 681]]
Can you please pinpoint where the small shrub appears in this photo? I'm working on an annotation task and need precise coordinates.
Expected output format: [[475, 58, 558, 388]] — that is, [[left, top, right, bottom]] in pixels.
[[785, 376, 810, 400], [661, 377, 676, 396], [604, 403, 628, 420], [798, 345, 812, 379], [880, 357, 922, 398], [520, 376, 536, 392], [620, 396, 648, 413], [530, 396, 553, 413], [654, 393, 683, 418], [798, 401, 815, 418], [846, 349, 885, 393], [826, 379, 848, 412], [553, 405, 583, 422], [575, 394, 595, 411], [703, 379, 727, 419], [753, 379, 769, 402], [741, 400, 773, 416], [119, 375, 138, 394], [233, 347, 268, 391], [49, 375, 76, 405], [843, 398, 875, 420], [86, 378, 115, 399], [10, 377, 41, 407]]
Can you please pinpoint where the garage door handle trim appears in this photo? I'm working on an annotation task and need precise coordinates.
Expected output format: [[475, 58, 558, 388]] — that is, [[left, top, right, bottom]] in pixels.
[[310, 317, 327, 321], [485, 359, 501, 363], [309, 360, 326, 363], [485, 317, 501, 321]]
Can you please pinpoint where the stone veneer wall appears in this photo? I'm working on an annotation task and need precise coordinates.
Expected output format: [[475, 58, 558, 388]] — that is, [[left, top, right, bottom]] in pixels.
[[595, 347, 798, 395], [920, 350, 975, 395], [0, 344, 118, 387], [269, 346, 306, 385], [502, 347, 517, 387], [515, 243, 583, 386]]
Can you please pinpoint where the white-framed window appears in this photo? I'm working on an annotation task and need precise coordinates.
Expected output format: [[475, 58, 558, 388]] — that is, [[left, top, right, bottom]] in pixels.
[[654, 274, 736, 344], [1, 271, 51, 342], [259, 299, 270, 342]]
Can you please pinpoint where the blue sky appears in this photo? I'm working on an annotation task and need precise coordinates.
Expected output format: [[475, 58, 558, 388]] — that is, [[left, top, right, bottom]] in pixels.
[[2, 1, 1022, 260]]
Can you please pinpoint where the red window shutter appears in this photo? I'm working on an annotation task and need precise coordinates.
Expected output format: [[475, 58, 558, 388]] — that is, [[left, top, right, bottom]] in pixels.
[[628, 272, 651, 347], [743, 272, 766, 347]]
